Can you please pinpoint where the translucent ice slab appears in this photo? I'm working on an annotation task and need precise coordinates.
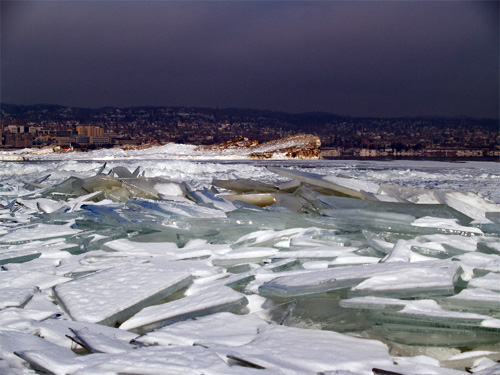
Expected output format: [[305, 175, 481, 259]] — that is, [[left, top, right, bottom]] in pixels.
[[319, 195, 472, 223], [130, 198, 227, 218], [378, 183, 441, 204], [258, 261, 460, 298], [348, 261, 460, 298], [221, 193, 277, 207], [268, 166, 378, 199], [340, 297, 500, 346], [119, 286, 248, 333], [189, 189, 238, 212], [439, 288, 500, 315], [54, 263, 193, 326], [212, 178, 278, 194]]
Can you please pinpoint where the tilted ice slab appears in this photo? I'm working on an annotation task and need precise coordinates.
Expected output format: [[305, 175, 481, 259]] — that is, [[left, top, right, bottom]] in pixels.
[[130, 198, 227, 218], [258, 260, 461, 298], [0, 329, 78, 371], [267, 166, 379, 199], [134, 312, 269, 347], [33, 317, 138, 350], [54, 263, 192, 326], [120, 286, 248, 333]]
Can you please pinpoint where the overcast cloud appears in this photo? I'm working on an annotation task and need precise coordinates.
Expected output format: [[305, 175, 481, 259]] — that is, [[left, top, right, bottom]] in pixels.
[[1, 1, 498, 118]]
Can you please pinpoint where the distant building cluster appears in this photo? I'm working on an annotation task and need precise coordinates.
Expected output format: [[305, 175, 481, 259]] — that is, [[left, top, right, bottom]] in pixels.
[[1, 104, 498, 158]]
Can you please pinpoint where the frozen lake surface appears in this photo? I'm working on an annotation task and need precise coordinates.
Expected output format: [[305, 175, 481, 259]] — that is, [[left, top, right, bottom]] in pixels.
[[0, 153, 499, 375]]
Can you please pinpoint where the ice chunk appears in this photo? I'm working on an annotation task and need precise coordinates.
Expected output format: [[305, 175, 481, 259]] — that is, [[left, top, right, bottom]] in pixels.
[[319, 195, 471, 222], [212, 178, 277, 194], [363, 231, 394, 255], [33, 317, 138, 349], [0, 287, 38, 309], [54, 263, 192, 326], [0, 269, 71, 290], [268, 166, 377, 199], [381, 239, 434, 263], [69, 327, 134, 353], [468, 272, 500, 292], [0, 223, 81, 244], [259, 261, 459, 298], [378, 183, 441, 204], [120, 286, 248, 333], [440, 288, 500, 313], [221, 192, 277, 207], [0, 330, 77, 371], [411, 216, 483, 236], [109, 166, 135, 178], [130, 198, 227, 218], [341, 297, 500, 346], [134, 312, 268, 347], [212, 246, 279, 267], [121, 177, 187, 200], [436, 190, 496, 224], [349, 261, 461, 298], [322, 208, 418, 234], [223, 325, 393, 374], [188, 188, 238, 211], [74, 345, 230, 375]]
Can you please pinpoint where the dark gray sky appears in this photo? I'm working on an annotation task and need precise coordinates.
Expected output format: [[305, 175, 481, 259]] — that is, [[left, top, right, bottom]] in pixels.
[[1, 1, 499, 118]]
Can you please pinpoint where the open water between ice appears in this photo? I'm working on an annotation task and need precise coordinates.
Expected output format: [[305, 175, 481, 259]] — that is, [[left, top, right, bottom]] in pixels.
[[0, 158, 499, 375]]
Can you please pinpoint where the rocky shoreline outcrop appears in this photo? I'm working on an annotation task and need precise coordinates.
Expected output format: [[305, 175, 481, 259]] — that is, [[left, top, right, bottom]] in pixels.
[[196, 134, 322, 159]]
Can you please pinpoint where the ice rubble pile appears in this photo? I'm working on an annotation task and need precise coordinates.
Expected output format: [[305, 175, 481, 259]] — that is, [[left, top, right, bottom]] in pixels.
[[1, 165, 500, 375]]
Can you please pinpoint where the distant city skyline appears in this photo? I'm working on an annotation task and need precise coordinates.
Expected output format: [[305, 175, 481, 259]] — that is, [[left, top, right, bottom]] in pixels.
[[1, 1, 498, 119]]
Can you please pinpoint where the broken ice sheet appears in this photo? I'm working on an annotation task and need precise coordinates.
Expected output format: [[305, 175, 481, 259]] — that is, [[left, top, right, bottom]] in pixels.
[[32, 317, 138, 350], [54, 263, 192, 326], [119, 286, 248, 333], [211, 246, 279, 267], [258, 260, 460, 298], [222, 325, 393, 374], [439, 288, 500, 316], [0, 329, 77, 372], [0, 287, 38, 309], [19, 344, 232, 375], [411, 216, 484, 236], [134, 312, 269, 347], [348, 261, 461, 298], [468, 272, 500, 292], [340, 297, 500, 347], [267, 166, 378, 199], [0, 223, 81, 244]]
